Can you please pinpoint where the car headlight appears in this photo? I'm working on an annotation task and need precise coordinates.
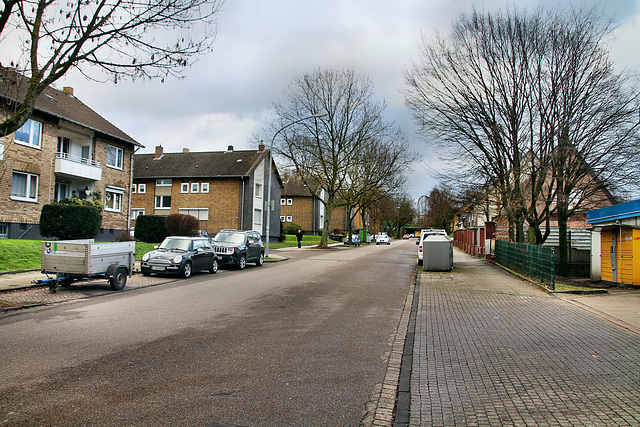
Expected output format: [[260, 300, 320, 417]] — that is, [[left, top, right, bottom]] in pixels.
[[172, 255, 183, 264], [142, 253, 150, 262]]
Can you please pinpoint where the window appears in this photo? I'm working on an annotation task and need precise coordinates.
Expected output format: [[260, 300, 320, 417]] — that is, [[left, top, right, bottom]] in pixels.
[[131, 209, 145, 220], [286, 216, 292, 222], [132, 184, 137, 194], [287, 199, 293, 205], [155, 195, 171, 209], [181, 183, 189, 193], [11, 172, 38, 202], [255, 183, 262, 198], [280, 216, 286, 222], [106, 145, 124, 169], [0, 223, 7, 239], [280, 199, 285, 205], [105, 187, 124, 212], [191, 183, 199, 193], [156, 179, 172, 186], [201, 183, 209, 193], [138, 183, 146, 194], [14, 119, 42, 148], [179, 208, 209, 221], [0, 143, 4, 160], [254, 208, 262, 225]]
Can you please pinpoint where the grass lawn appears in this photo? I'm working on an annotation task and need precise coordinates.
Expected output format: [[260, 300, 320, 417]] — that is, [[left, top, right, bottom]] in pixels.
[[268, 234, 339, 249], [0, 240, 160, 273]]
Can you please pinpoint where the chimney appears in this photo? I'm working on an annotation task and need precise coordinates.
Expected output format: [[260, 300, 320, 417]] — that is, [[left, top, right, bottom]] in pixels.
[[183, 148, 189, 153], [63, 87, 74, 96], [258, 141, 265, 152], [227, 145, 234, 152], [154, 145, 164, 159]]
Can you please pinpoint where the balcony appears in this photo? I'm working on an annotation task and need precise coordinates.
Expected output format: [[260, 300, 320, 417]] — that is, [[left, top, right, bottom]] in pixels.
[[54, 152, 102, 181]]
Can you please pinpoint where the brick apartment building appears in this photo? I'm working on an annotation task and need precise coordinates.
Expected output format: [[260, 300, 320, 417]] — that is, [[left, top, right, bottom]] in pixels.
[[131, 145, 283, 241], [0, 67, 141, 240]]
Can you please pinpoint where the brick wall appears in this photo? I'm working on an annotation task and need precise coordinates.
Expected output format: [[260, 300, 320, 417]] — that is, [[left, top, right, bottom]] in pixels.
[[131, 177, 242, 234], [94, 137, 133, 231], [280, 196, 315, 231]]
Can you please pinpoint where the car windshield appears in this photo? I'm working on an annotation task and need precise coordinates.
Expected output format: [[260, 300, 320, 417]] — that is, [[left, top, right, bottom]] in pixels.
[[159, 238, 191, 251], [213, 231, 246, 245]]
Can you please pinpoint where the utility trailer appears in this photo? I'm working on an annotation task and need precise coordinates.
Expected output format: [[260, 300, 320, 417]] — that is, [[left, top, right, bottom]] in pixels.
[[35, 240, 136, 293]]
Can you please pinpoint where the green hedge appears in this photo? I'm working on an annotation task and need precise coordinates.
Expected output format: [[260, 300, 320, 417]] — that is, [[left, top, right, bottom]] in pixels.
[[134, 215, 168, 243], [39, 204, 101, 239]]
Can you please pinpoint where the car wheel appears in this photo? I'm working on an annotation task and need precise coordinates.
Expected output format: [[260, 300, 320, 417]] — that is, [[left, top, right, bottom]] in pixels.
[[110, 266, 127, 291], [210, 258, 218, 274], [181, 261, 192, 278], [256, 252, 264, 267], [237, 255, 246, 270]]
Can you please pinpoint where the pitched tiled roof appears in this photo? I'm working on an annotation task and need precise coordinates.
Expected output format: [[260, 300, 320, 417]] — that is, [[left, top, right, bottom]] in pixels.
[[0, 67, 140, 146], [134, 149, 270, 179], [282, 174, 322, 197]]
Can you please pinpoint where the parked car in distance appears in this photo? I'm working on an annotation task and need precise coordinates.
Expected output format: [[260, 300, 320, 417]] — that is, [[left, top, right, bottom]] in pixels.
[[141, 236, 218, 278], [417, 229, 449, 266], [344, 234, 361, 246], [402, 234, 411, 239], [195, 230, 210, 239], [211, 229, 264, 269], [376, 232, 391, 245]]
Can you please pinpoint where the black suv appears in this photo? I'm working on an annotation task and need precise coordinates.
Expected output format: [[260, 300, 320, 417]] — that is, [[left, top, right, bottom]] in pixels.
[[211, 229, 264, 269]]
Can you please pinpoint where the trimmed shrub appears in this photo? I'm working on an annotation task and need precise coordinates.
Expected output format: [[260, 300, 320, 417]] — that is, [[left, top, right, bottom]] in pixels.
[[40, 204, 101, 239], [134, 215, 168, 243], [283, 223, 302, 235], [165, 213, 200, 236]]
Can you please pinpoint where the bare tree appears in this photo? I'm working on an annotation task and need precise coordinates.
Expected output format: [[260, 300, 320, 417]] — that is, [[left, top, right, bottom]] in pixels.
[[406, 5, 640, 274], [271, 68, 399, 248], [0, 0, 223, 136]]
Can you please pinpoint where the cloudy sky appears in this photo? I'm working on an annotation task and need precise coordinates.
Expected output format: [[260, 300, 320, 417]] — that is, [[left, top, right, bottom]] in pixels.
[[52, 0, 640, 201]]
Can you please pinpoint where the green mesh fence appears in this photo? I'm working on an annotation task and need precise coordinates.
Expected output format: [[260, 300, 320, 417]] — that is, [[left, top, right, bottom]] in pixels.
[[495, 240, 555, 290]]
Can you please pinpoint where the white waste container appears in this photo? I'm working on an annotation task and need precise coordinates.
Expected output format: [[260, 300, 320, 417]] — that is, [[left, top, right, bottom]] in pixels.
[[422, 235, 453, 271]]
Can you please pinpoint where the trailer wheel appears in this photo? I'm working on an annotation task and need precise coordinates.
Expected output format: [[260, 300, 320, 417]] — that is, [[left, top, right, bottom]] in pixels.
[[110, 267, 128, 290]]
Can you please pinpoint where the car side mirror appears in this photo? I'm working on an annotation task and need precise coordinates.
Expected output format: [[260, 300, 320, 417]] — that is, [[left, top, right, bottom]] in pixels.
[[248, 239, 254, 245], [415, 241, 419, 245], [154, 245, 159, 249]]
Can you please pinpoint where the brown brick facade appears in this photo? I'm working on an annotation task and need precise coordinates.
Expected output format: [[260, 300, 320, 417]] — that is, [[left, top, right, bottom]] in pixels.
[[131, 178, 243, 234], [280, 196, 314, 231]]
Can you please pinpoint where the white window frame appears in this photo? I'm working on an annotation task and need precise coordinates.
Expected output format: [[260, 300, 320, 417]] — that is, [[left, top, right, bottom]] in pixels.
[[138, 183, 146, 194], [181, 183, 189, 193], [155, 195, 171, 209], [131, 209, 145, 220], [178, 208, 209, 221], [104, 186, 124, 212], [280, 199, 285, 205], [11, 171, 39, 202], [286, 216, 292, 222], [155, 179, 172, 187], [254, 208, 262, 225], [280, 216, 286, 222], [255, 183, 262, 198], [287, 199, 293, 205], [106, 145, 124, 170], [191, 183, 199, 193], [14, 119, 42, 149], [0, 143, 4, 160], [201, 182, 209, 193], [131, 184, 137, 194]]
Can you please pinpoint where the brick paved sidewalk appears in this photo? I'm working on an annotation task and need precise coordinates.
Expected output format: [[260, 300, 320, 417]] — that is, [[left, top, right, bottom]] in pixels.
[[410, 251, 640, 426]]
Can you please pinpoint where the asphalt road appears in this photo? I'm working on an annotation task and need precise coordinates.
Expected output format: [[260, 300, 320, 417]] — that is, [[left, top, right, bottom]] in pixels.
[[0, 240, 416, 426]]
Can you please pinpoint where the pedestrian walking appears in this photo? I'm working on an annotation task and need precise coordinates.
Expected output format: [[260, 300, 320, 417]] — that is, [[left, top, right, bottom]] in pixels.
[[296, 229, 303, 248]]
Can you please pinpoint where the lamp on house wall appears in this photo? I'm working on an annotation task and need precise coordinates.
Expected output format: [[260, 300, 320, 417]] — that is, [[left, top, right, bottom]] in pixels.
[[265, 112, 327, 257]]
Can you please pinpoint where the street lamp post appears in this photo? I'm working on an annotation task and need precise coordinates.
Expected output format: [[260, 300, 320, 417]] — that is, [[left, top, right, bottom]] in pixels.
[[265, 112, 327, 257]]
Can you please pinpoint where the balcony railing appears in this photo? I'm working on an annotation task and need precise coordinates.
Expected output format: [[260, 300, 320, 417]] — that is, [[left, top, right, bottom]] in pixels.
[[54, 152, 102, 181], [55, 152, 101, 167]]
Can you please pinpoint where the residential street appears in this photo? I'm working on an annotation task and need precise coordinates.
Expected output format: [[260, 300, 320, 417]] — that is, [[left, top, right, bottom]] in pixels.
[[0, 242, 414, 426]]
